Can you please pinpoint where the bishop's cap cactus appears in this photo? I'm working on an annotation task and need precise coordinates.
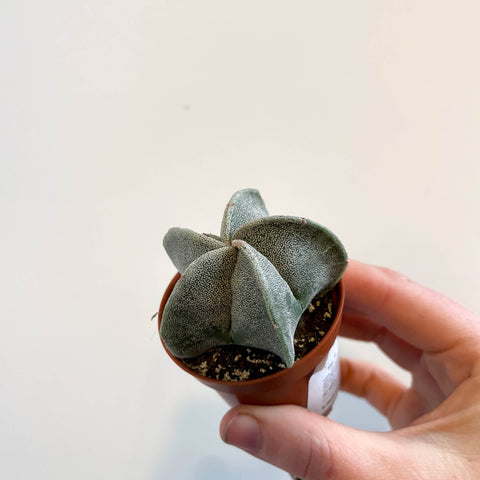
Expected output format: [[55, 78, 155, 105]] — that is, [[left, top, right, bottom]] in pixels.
[[161, 188, 347, 367]]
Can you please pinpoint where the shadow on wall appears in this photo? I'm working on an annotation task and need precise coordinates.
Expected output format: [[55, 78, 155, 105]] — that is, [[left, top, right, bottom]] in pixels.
[[151, 398, 286, 480], [329, 391, 390, 431], [152, 392, 389, 480]]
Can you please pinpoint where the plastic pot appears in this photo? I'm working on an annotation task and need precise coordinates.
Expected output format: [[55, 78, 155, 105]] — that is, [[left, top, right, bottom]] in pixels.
[[158, 273, 344, 414]]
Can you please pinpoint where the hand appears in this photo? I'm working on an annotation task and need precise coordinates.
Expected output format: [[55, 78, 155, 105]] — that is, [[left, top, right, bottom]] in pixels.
[[219, 260, 480, 479]]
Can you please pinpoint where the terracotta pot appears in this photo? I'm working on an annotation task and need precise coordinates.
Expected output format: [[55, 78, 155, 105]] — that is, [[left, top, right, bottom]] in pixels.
[[158, 272, 344, 410]]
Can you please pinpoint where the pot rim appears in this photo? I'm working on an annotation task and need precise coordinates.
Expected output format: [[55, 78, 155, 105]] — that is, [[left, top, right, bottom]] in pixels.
[[158, 272, 344, 387]]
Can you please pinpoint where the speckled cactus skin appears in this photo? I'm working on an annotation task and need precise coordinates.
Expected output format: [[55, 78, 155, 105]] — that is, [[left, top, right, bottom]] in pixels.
[[161, 188, 347, 367]]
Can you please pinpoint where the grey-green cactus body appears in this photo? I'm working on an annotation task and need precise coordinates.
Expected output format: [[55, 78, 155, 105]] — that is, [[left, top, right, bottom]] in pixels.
[[161, 188, 347, 368]]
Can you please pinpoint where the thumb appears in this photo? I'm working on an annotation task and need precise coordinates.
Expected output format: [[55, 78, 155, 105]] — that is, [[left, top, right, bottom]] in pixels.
[[220, 404, 433, 480]]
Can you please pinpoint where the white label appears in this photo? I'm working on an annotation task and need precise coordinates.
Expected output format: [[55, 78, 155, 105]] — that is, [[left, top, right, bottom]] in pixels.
[[307, 339, 340, 415]]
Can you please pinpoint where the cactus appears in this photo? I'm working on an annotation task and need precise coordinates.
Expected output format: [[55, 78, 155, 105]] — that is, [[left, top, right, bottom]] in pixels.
[[161, 188, 347, 368]]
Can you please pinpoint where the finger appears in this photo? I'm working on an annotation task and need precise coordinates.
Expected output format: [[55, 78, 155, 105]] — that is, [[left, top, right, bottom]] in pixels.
[[341, 357, 449, 428], [340, 357, 407, 419], [343, 260, 478, 354], [220, 404, 382, 479], [220, 404, 447, 480], [340, 311, 422, 372]]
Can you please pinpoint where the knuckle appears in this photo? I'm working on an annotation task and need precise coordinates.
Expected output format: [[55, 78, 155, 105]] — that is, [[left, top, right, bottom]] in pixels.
[[300, 417, 335, 479]]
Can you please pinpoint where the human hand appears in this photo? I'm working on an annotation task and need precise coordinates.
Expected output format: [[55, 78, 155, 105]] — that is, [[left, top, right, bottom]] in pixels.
[[219, 260, 480, 479]]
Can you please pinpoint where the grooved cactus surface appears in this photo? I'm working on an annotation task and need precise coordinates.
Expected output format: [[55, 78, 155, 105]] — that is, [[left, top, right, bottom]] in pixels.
[[161, 188, 347, 367]]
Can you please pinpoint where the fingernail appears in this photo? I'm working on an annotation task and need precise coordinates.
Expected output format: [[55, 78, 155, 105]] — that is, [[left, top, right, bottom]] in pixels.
[[222, 414, 261, 452]]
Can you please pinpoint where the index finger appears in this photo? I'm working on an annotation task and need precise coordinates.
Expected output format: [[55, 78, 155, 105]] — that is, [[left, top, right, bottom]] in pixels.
[[342, 260, 479, 354]]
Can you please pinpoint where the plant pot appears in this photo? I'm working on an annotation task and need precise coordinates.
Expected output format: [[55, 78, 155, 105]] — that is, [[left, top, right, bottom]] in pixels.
[[158, 272, 344, 414]]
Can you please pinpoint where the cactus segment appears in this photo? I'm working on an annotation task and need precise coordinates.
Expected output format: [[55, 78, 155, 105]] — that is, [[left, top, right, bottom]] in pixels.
[[221, 188, 269, 240], [160, 246, 237, 358], [231, 241, 303, 367], [163, 227, 225, 274], [233, 216, 348, 308]]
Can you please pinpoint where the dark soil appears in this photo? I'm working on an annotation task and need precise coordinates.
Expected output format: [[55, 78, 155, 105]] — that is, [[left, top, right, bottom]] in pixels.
[[181, 287, 338, 382]]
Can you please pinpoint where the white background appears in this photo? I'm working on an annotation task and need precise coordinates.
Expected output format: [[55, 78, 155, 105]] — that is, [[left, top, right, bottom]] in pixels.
[[1, 1, 479, 479]]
